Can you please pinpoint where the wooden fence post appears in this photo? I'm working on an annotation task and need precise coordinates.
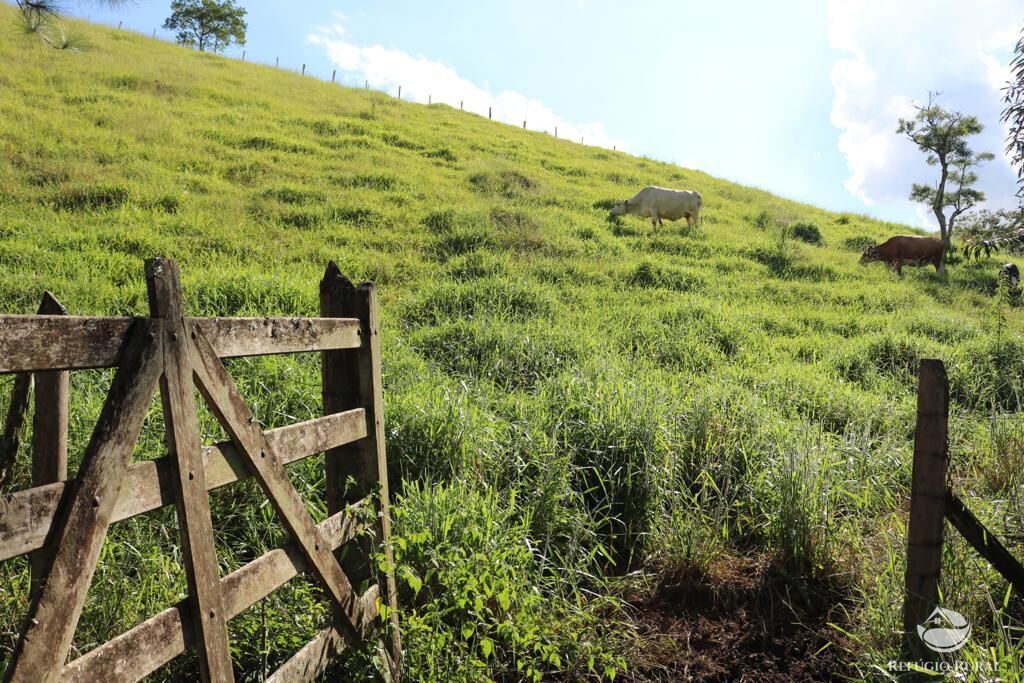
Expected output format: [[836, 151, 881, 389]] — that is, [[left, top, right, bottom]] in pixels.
[[523, 120, 526, 129], [902, 359, 949, 658], [397, 85, 402, 99], [365, 80, 368, 89], [460, 100, 463, 110], [428, 94, 431, 105], [146, 259, 234, 682], [554, 126, 558, 138], [488, 106, 492, 119], [320, 262, 402, 677], [275, 57, 279, 68], [29, 292, 69, 600], [302, 64, 306, 76], [332, 69, 336, 83], [242, 50, 246, 61]]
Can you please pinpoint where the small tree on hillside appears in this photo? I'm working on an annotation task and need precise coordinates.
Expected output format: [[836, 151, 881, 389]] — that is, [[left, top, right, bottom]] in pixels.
[[163, 0, 247, 53], [897, 92, 994, 268], [1005, 25, 1024, 205], [961, 28, 1024, 259]]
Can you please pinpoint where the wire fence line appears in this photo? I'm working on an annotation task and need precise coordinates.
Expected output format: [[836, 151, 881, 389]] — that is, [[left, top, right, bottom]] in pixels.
[[109, 21, 615, 150]]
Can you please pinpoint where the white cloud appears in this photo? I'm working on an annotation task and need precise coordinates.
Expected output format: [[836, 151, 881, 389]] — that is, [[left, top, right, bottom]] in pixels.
[[308, 19, 624, 151], [828, 0, 1021, 226]]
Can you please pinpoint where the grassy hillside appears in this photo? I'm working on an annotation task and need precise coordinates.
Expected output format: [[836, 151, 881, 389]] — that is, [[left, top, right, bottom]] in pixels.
[[2, 8, 1024, 680]]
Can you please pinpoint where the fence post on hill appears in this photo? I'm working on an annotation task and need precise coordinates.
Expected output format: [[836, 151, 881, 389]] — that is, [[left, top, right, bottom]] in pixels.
[[29, 292, 69, 602], [902, 359, 949, 660], [302, 64, 306, 76], [523, 120, 526, 129], [275, 56, 279, 68], [320, 263, 402, 677], [429, 94, 432, 105], [398, 85, 402, 99], [242, 50, 246, 61], [365, 80, 368, 89], [152, 28, 156, 38], [332, 69, 335, 83], [460, 100, 463, 110], [488, 106, 492, 119]]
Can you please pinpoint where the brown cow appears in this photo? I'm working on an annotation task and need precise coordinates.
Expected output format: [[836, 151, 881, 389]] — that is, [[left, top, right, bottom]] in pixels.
[[859, 236, 944, 276]]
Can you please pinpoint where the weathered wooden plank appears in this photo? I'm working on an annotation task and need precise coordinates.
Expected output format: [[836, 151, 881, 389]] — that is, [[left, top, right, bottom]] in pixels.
[[265, 585, 380, 683], [61, 504, 368, 683], [0, 316, 133, 374], [189, 325, 366, 638], [902, 359, 949, 659], [0, 316, 361, 374], [146, 258, 233, 683], [4, 319, 162, 683], [192, 317, 361, 358], [30, 292, 70, 599], [946, 491, 1024, 594], [321, 262, 402, 676], [0, 410, 366, 562], [0, 373, 32, 490]]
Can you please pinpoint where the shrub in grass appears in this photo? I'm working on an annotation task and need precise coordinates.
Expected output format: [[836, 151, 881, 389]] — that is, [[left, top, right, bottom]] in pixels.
[[387, 481, 628, 682], [948, 335, 1024, 411], [762, 430, 838, 578], [543, 367, 668, 570], [384, 384, 496, 485], [445, 252, 505, 281], [468, 170, 538, 199], [52, 184, 129, 211], [750, 210, 773, 229], [843, 235, 876, 252], [411, 320, 578, 391], [402, 278, 552, 327], [790, 221, 823, 245], [624, 260, 704, 292]]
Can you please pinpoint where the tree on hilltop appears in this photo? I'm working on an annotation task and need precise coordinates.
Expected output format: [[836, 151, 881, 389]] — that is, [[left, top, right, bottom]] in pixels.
[[163, 0, 247, 53], [898, 92, 994, 270]]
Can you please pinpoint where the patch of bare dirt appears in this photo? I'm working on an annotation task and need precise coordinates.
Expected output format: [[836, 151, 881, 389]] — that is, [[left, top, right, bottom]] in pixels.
[[624, 555, 853, 682]]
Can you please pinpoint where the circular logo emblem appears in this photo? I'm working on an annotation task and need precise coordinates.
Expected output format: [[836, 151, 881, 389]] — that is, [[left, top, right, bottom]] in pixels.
[[917, 607, 971, 653]]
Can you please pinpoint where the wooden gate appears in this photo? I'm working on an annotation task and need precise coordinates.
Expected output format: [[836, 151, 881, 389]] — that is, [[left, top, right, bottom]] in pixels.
[[0, 258, 401, 682]]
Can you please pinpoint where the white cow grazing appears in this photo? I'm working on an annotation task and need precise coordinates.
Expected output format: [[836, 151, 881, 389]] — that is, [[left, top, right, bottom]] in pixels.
[[609, 186, 703, 229]]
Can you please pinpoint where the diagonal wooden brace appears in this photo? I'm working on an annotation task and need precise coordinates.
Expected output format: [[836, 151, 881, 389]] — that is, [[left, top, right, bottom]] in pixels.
[[187, 324, 367, 638], [3, 320, 162, 683]]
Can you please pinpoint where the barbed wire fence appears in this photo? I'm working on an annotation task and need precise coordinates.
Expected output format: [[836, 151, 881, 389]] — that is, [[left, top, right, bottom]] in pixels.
[[110, 20, 618, 151]]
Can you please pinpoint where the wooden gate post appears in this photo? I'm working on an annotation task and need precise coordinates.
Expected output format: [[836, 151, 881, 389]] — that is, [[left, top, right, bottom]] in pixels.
[[902, 359, 949, 658], [146, 258, 234, 682], [320, 262, 402, 676], [30, 292, 69, 599]]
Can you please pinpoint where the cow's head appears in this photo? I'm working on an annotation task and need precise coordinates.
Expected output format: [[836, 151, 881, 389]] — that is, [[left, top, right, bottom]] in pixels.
[[609, 199, 629, 217], [859, 245, 882, 265]]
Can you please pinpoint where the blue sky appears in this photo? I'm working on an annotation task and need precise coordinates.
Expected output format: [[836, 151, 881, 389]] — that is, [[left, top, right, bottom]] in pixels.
[[61, 0, 1023, 226]]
